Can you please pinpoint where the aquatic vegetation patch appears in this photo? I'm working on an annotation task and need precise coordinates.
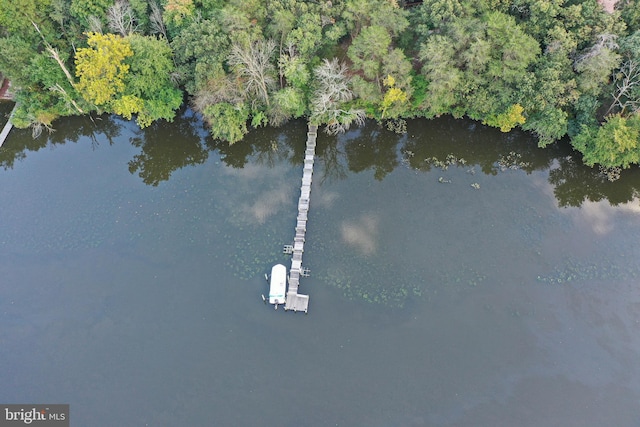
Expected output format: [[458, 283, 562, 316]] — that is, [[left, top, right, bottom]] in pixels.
[[223, 228, 290, 281], [422, 155, 468, 172], [598, 165, 622, 182], [497, 151, 531, 172], [317, 264, 424, 308], [385, 118, 407, 134], [419, 155, 491, 191], [434, 266, 487, 289], [315, 242, 490, 307], [537, 258, 640, 284]]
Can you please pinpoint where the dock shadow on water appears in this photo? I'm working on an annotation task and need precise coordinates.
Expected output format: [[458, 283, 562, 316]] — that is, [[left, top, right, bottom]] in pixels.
[[1, 112, 640, 426]]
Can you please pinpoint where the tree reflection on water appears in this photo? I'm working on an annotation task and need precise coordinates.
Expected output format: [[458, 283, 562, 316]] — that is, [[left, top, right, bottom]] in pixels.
[[1, 109, 640, 207]]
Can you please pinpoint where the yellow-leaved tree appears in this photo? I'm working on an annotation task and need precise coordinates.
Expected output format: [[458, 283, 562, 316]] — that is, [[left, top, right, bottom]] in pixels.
[[75, 32, 133, 107], [380, 75, 408, 119], [485, 104, 526, 133]]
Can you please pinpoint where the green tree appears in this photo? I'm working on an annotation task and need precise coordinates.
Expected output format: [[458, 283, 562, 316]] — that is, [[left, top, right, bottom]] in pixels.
[[69, 0, 112, 30], [520, 36, 578, 146], [0, 0, 54, 39], [123, 34, 184, 127], [0, 36, 38, 88], [572, 114, 640, 168], [285, 12, 323, 59], [267, 7, 296, 53], [203, 102, 250, 143], [620, 0, 640, 31], [279, 46, 310, 90], [574, 34, 621, 96], [342, 0, 408, 40], [270, 87, 307, 125], [484, 12, 540, 83], [418, 9, 539, 127], [348, 25, 392, 84], [11, 52, 83, 132], [419, 35, 461, 115], [163, 0, 196, 35], [171, 17, 230, 94]]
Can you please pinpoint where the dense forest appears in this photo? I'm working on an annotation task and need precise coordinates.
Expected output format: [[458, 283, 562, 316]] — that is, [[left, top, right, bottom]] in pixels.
[[0, 0, 639, 170]]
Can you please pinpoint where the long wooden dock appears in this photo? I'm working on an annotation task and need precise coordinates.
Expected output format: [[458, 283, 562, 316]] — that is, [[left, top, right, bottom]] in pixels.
[[283, 124, 317, 313]]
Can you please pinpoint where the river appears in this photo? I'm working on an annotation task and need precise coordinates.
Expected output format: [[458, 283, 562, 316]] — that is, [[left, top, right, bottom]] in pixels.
[[1, 108, 639, 426]]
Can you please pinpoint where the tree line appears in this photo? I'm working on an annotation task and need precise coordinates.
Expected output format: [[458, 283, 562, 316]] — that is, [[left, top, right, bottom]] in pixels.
[[0, 0, 639, 170]]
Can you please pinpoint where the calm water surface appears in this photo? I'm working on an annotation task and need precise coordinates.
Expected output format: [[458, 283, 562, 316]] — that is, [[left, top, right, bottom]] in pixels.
[[1, 109, 639, 426]]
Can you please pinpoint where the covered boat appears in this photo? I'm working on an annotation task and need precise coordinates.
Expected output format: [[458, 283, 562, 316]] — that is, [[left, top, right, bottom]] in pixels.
[[268, 264, 287, 307]]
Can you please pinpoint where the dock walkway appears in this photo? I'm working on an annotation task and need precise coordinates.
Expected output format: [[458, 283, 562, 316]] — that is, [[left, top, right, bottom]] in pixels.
[[0, 103, 16, 148], [284, 124, 317, 313]]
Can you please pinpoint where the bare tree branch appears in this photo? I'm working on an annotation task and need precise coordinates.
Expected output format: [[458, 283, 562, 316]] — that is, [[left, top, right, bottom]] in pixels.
[[192, 71, 244, 114], [324, 109, 366, 134], [608, 59, 640, 114], [227, 39, 277, 107], [149, 1, 167, 39], [50, 84, 84, 114], [575, 33, 619, 66], [87, 15, 104, 34], [108, 0, 138, 36], [31, 21, 77, 90], [311, 58, 354, 116], [310, 58, 365, 134]]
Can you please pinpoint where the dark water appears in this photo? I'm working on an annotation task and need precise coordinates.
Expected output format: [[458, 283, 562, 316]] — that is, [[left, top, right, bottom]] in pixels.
[[1, 109, 640, 426]]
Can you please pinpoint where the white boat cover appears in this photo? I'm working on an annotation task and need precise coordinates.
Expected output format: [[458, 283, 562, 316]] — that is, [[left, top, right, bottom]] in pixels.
[[269, 264, 287, 305]]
